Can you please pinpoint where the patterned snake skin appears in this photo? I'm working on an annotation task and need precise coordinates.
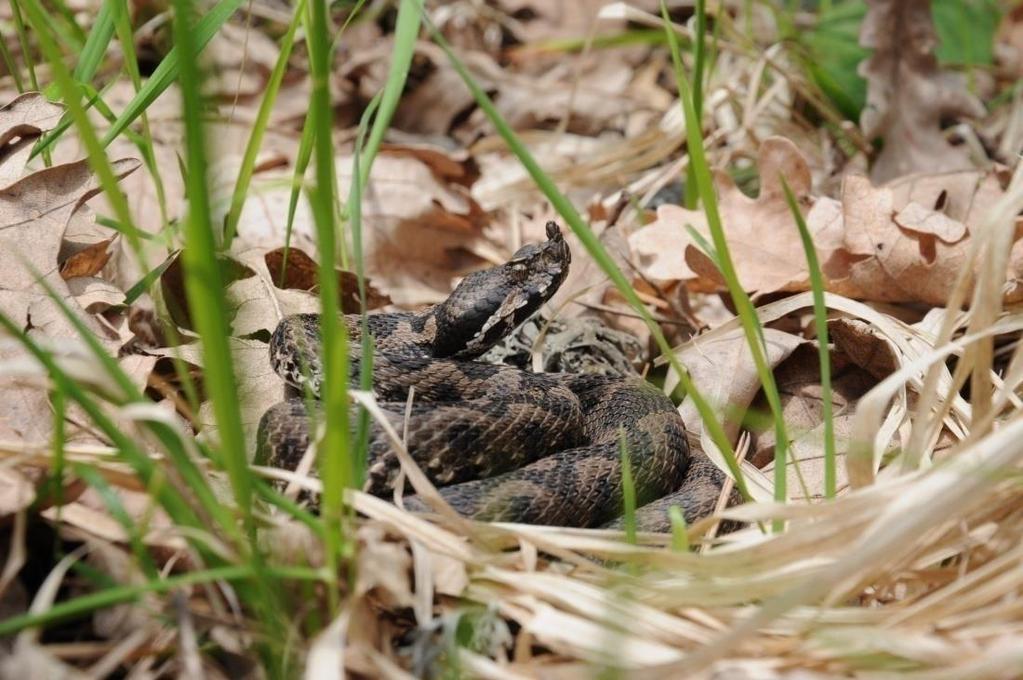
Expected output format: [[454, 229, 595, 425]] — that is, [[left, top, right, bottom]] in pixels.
[[257, 223, 732, 530]]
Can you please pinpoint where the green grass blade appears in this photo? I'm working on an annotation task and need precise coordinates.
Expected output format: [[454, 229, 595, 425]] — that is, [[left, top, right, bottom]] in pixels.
[[423, 2, 753, 507], [48, 389, 67, 516], [668, 506, 689, 551], [73, 1, 115, 84], [172, 0, 289, 661], [110, 0, 170, 227], [31, 0, 246, 158], [781, 178, 836, 498], [0, 28, 25, 91], [348, 98, 381, 486], [223, 0, 308, 247], [662, 2, 791, 529], [0, 564, 322, 637], [619, 432, 637, 546], [19, 0, 144, 257], [279, 0, 368, 283], [358, 0, 421, 186], [306, 0, 352, 609], [123, 251, 180, 305], [171, 0, 253, 540], [281, 108, 316, 286], [9, 0, 41, 91], [683, 0, 707, 209]]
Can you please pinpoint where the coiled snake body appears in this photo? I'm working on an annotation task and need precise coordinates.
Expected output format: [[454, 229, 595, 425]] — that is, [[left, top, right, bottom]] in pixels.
[[257, 223, 730, 530]]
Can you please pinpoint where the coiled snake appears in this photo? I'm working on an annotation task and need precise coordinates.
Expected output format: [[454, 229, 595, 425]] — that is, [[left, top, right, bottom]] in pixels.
[[257, 223, 731, 530]]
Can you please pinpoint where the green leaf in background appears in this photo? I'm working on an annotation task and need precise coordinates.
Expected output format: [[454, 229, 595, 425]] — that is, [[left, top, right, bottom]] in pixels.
[[801, 0, 1002, 122], [802, 1, 868, 121], [932, 0, 1000, 67]]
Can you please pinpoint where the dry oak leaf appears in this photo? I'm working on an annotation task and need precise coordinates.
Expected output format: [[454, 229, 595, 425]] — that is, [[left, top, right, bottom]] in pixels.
[[236, 151, 488, 307], [226, 245, 389, 339], [671, 327, 805, 444], [750, 344, 876, 500], [157, 337, 283, 454], [858, 0, 986, 183], [629, 137, 852, 297], [0, 157, 140, 337], [0, 92, 64, 187], [838, 169, 1023, 305]]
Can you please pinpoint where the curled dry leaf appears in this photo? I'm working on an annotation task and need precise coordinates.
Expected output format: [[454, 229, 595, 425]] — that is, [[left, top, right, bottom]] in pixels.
[[236, 151, 488, 306], [671, 327, 804, 444], [629, 137, 850, 297], [59, 236, 116, 280], [0, 157, 139, 337], [227, 245, 390, 339], [839, 169, 1023, 305], [750, 344, 877, 499], [262, 246, 390, 312], [630, 136, 1023, 307], [0, 92, 64, 187], [859, 0, 986, 183], [829, 317, 902, 381]]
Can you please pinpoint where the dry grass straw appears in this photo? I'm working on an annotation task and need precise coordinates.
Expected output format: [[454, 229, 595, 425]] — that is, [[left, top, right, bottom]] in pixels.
[[297, 164, 1023, 676], [6, 163, 1023, 672], [2, 166, 1022, 676], [3, 12, 1023, 674], [474, 3, 861, 212]]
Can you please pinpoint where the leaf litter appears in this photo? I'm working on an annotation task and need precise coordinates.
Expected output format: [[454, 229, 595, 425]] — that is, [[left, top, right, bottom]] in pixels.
[[1, 1, 1023, 678]]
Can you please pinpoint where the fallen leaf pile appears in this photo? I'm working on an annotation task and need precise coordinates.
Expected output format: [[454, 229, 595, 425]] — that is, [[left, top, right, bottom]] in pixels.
[[1, 0, 1023, 676]]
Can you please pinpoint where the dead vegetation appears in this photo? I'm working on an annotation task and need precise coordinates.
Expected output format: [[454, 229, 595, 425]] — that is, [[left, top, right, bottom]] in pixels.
[[1, 0, 1023, 677]]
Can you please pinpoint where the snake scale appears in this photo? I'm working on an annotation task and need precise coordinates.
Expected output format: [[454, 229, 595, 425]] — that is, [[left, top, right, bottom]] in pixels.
[[257, 223, 732, 531]]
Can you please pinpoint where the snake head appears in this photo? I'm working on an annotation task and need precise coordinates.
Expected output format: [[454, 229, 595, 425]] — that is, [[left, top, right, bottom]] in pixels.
[[432, 221, 571, 358]]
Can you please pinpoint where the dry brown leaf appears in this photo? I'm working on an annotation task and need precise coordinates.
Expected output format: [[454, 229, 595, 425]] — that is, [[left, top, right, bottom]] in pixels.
[[261, 246, 390, 311], [675, 327, 804, 442], [226, 246, 391, 339], [751, 345, 876, 499], [159, 337, 283, 453], [829, 317, 901, 381], [236, 152, 489, 306], [66, 277, 125, 314], [378, 143, 479, 189], [859, 0, 986, 182], [0, 157, 139, 337], [629, 137, 849, 296], [0, 93, 64, 188], [631, 136, 1021, 307], [838, 170, 1023, 305], [59, 236, 116, 280]]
